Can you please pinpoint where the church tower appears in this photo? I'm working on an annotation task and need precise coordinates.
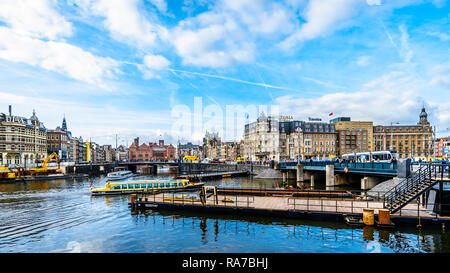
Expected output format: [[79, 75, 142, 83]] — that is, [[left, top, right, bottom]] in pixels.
[[418, 106, 430, 126], [62, 115, 67, 131]]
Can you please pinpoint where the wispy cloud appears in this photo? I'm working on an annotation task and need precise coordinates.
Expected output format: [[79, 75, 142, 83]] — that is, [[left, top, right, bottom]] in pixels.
[[167, 68, 307, 93]]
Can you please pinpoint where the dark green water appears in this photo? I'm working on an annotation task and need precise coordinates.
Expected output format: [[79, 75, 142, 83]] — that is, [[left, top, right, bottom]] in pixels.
[[0, 171, 449, 253]]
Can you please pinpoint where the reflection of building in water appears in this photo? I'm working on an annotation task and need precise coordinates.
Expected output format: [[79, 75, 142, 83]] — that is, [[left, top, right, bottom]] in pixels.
[[200, 218, 207, 244], [137, 210, 445, 252]]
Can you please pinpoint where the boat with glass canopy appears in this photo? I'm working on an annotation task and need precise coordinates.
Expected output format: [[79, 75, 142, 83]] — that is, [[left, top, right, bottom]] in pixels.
[[91, 179, 204, 196]]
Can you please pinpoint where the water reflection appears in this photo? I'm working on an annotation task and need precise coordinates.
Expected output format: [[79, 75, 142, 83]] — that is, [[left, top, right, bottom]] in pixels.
[[131, 208, 449, 253]]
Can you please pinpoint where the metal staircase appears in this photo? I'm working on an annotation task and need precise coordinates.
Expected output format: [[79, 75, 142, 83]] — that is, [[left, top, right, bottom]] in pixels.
[[383, 163, 447, 214]]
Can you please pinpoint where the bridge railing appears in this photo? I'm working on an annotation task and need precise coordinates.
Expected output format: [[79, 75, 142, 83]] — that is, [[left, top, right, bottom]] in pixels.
[[279, 161, 397, 171], [333, 162, 397, 170]]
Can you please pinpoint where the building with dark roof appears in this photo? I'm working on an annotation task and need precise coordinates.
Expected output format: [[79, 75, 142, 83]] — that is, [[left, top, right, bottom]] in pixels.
[[243, 113, 338, 161], [0, 106, 48, 166]]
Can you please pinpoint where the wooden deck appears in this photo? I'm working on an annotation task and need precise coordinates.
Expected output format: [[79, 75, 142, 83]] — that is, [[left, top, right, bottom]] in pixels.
[[136, 192, 436, 217]]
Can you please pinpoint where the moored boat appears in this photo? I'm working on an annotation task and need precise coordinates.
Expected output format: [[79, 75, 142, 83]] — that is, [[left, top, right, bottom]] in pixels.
[[91, 179, 204, 196], [106, 170, 136, 181]]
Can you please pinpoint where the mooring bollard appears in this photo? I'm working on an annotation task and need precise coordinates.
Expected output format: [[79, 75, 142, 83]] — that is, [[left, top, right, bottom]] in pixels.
[[378, 209, 391, 225], [363, 208, 375, 226]]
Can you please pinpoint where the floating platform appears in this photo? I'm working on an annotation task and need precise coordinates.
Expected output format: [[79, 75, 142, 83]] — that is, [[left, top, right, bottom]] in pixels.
[[215, 187, 354, 199], [130, 190, 450, 228], [0, 173, 89, 183]]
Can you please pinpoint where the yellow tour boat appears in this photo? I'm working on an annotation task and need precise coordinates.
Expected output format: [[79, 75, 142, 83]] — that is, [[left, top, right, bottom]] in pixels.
[[91, 179, 204, 196]]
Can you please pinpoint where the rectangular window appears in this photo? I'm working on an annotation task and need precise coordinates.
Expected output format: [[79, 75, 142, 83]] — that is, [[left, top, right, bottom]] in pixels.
[[159, 183, 164, 188], [121, 184, 127, 189], [165, 183, 171, 188], [141, 184, 146, 188], [128, 184, 134, 189]]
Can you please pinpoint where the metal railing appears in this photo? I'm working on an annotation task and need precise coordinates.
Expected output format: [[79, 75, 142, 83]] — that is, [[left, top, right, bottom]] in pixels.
[[136, 190, 256, 208], [279, 161, 397, 171], [131, 186, 450, 220], [383, 163, 450, 213], [287, 196, 449, 218]]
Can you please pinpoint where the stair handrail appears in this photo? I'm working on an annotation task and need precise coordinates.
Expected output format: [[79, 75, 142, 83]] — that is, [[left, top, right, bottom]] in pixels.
[[383, 163, 430, 208]]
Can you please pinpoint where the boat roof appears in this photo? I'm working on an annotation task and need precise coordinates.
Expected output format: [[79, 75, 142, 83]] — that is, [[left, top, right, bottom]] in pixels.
[[109, 170, 132, 174], [109, 179, 189, 184]]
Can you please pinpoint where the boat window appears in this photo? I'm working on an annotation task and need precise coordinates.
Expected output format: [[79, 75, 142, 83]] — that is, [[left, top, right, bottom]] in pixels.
[[166, 183, 171, 188], [112, 185, 121, 190], [151, 184, 156, 188], [159, 183, 164, 188], [141, 184, 146, 188], [121, 184, 127, 189], [178, 183, 183, 187], [129, 184, 134, 189], [134, 184, 140, 189]]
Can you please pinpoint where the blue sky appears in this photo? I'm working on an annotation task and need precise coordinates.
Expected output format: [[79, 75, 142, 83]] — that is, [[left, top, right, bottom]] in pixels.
[[0, 0, 449, 145]]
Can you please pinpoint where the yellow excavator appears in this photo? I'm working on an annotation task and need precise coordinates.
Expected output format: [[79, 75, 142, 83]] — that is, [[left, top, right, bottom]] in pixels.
[[29, 152, 62, 175], [0, 166, 16, 179]]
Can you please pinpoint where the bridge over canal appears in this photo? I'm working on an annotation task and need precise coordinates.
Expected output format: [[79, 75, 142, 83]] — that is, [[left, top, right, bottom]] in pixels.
[[278, 160, 407, 189], [67, 161, 270, 176]]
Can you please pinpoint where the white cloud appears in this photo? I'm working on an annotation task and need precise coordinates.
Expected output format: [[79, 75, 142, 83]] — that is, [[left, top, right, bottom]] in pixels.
[[149, 0, 168, 14], [275, 70, 441, 127], [367, 0, 382, 5], [279, 0, 362, 50], [72, 0, 168, 48], [430, 0, 447, 8], [0, 27, 120, 88], [141, 54, 170, 78], [0, 92, 174, 144], [143, 54, 170, 70], [170, 0, 296, 68], [399, 24, 414, 63], [430, 62, 450, 88], [0, 0, 73, 40], [356, 56, 372, 66]]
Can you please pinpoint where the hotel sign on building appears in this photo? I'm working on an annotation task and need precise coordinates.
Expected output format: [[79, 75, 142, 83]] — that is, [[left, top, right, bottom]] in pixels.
[[243, 112, 337, 161]]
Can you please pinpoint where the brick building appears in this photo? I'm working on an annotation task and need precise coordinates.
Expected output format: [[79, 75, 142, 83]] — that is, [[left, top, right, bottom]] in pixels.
[[129, 137, 175, 162]]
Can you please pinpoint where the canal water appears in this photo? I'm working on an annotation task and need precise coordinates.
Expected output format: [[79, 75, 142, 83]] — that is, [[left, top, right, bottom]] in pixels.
[[0, 171, 449, 253]]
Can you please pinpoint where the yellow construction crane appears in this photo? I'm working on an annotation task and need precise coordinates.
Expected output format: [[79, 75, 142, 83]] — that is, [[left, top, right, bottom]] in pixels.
[[29, 152, 61, 175]]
